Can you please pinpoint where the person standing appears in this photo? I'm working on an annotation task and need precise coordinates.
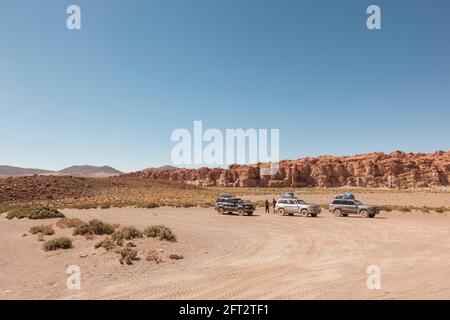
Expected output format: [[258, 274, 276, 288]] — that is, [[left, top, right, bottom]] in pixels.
[[272, 198, 277, 213], [265, 200, 270, 213]]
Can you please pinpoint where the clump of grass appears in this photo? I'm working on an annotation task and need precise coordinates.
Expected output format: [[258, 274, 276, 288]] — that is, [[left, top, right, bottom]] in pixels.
[[7, 206, 65, 220], [118, 226, 143, 240], [398, 207, 412, 213], [100, 203, 111, 209], [73, 219, 115, 236], [435, 208, 445, 213], [119, 248, 138, 265], [380, 205, 393, 212], [137, 202, 160, 209], [43, 237, 73, 251], [94, 238, 116, 251], [0, 205, 10, 214], [72, 224, 92, 236], [144, 225, 176, 242], [89, 219, 115, 235], [29, 225, 54, 235], [56, 218, 87, 229]]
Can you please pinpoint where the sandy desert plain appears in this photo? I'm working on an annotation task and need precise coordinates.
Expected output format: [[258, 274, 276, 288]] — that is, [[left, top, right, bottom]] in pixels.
[[0, 175, 450, 300]]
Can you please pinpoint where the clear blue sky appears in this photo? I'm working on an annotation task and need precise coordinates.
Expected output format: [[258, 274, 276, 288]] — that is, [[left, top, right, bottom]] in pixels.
[[1, 0, 449, 172]]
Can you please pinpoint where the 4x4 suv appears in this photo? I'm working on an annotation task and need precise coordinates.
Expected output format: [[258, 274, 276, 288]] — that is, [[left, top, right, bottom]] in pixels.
[[329, 198, 380, 218], [215, 196, 255, 216], [275, 199, 321, 217]]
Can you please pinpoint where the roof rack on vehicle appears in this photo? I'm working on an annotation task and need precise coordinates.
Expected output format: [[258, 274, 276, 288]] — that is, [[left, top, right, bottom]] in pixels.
[[281, 192, 297, 199], [219, 192, 233, 198], [335, 193, 355, 200]]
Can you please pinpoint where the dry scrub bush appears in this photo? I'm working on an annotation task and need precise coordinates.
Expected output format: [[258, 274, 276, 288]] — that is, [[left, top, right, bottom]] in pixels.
[[43, 237, 72, 251], [7, 206, 64, 220], [56, 218, 87, 228], [119, 248, 138, 265], [146, 248, 162, 264], [94, 238, 116, 251], [73, 219, 115, 236], [29, 225, 54, 235], [144, 225, 176, 242], [118, 226, 143, 240]]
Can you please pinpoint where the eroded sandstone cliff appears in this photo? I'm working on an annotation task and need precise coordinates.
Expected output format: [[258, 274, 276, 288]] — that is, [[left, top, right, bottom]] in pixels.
[[126, 151, 450, 189]]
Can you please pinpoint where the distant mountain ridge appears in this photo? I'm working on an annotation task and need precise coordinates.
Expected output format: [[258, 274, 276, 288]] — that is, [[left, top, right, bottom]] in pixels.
[[0, 165, 123, 177]]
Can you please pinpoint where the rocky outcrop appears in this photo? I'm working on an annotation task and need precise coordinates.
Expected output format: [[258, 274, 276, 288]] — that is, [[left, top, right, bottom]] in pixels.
[[126, 151, 450, 189]]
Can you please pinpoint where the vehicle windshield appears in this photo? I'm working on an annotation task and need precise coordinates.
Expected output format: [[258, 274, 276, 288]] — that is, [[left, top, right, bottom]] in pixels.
[[297, 200, 306, 204], [231, 198, 244, 204], [354, 200, 363, 205]]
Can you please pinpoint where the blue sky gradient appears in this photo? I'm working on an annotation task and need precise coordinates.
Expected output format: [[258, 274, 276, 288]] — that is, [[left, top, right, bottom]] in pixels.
[[1, 0, 449, 172]]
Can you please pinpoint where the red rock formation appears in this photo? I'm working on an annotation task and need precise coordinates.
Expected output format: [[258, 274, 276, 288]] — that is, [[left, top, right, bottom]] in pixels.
[[125, 151, 450, 189]]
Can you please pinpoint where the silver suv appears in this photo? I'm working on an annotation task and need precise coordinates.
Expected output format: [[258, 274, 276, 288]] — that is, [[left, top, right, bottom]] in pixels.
[[329, 199, 380, 218], [275, 199, 321, 217]]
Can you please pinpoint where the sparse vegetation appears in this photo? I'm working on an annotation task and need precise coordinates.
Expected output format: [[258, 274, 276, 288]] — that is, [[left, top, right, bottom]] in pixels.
[[144, 225, 176, 242], [137, 202, 160, 209], [119, 248, 138, 265], [29, 225, 54, 235], [6, 206, 64, 220], [94, 238, 116, 251], [89, 219, 115, 235], [118, 226, 143, 240], [43, 237, 73, 251], [73, 219, 115, 236], [56, 218, 87, 228]]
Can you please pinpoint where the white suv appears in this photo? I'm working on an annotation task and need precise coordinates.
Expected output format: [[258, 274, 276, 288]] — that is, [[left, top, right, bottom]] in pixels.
[[275, 198, 321, 217]]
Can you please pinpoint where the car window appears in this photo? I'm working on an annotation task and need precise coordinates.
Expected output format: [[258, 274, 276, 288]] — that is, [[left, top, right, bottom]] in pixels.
[[297, 200, 306, 204], [343, 200, 354, 205], [289, 200, 296, 204], [332, 200, 342, 205]]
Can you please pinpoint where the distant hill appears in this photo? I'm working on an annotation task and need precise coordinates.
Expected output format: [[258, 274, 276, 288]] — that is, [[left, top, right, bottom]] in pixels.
[[0, 166, 54, 177], [0, 165, 123, 177], [57, 165, 123, 177]]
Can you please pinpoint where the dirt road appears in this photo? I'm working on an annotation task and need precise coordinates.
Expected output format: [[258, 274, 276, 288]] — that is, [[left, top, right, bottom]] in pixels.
[[1, 207, 449, 299]]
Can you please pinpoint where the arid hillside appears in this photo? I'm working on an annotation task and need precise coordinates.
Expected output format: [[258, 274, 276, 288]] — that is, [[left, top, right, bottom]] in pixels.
[[126, 151, 450, 189]]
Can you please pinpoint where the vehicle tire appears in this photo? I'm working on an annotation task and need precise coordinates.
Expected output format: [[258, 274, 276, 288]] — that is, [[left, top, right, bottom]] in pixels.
[[310, 213, 318, 217], [300, 209, 308, 217], [333, 209, 342, 217], [360, 210, 369, 218], [237, 208, 245, 216], [217, 207, 225, 215], [278, 208, 285, 216], [368, 214, 375, 218]]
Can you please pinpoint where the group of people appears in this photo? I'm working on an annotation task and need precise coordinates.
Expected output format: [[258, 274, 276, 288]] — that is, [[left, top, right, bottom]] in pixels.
[[264, 199, 277, 213]]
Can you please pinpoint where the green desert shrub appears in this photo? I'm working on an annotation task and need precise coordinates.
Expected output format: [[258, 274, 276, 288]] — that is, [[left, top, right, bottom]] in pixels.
[[29, 225, 55, 235], [119, 248, 138, 265], [89, 219, 115, 235], [72, 224, 92, 236], [144, 225, 176, 242], [73, 219, 115, 236], [7, 206, 65, 220], [43, 237, 73, 251], [119, 226, 143, 240]]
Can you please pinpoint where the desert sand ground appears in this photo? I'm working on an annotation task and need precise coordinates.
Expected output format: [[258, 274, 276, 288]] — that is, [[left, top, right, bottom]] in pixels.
[[1, 203, 450, 300]]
